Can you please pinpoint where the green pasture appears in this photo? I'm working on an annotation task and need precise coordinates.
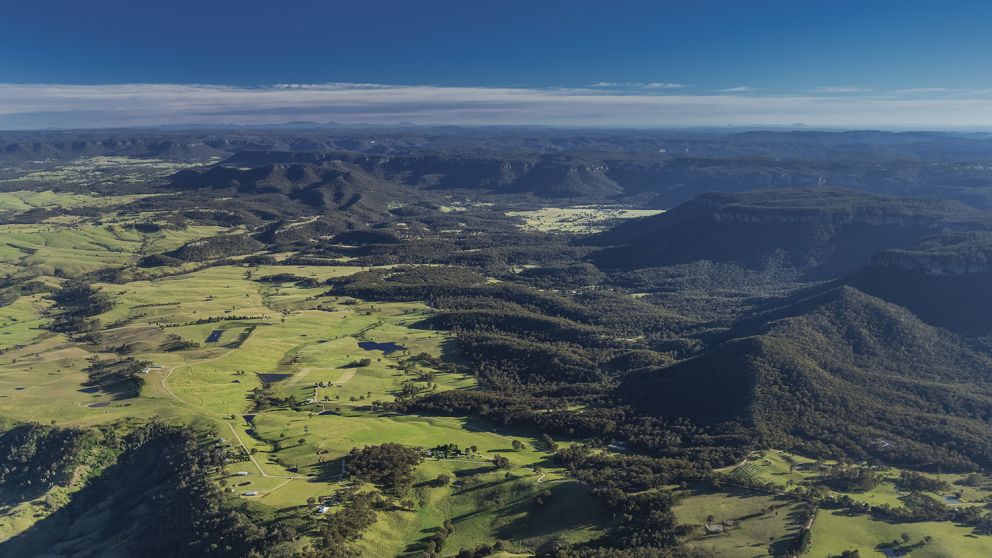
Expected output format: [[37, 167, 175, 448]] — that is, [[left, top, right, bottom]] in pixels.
[[674, 487, 805, 557], [808, 508, 992, 557], [0, 190, 157, 213], [505, 206, 664, 233], [0, 156, 215, 187], [0, 220, 227, 279]]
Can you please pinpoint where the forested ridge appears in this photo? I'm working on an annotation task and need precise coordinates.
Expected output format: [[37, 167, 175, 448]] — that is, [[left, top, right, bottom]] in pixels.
[[4, 129, 992, 556]]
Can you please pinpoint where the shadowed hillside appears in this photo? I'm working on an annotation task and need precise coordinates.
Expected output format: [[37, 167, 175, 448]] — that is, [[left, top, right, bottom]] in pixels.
[[587, 188, 989, 279], [847, 231, 992, 336], [619, 286, 992, 469], [0, 424, 290, 558]]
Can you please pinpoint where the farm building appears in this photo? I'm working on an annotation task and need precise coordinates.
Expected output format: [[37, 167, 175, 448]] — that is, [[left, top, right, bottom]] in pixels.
[[703, 524, 724, 535]]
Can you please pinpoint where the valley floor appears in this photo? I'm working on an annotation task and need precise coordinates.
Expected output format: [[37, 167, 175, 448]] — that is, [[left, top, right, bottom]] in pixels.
[[0, 259, 607, 555]]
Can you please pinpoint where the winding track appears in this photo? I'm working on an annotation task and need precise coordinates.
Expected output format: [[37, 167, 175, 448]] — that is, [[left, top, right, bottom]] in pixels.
[[159, 330, 298, 481], [155, 309, 548, 492]]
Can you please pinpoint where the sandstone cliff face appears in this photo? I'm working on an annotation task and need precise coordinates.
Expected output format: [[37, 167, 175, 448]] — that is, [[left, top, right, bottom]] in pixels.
[[846, 233, 992, 336], [710, 210, 947, 226], [589, 188, 987, 280], [870, 249, 992, 276], [867, 232, 992, 276]]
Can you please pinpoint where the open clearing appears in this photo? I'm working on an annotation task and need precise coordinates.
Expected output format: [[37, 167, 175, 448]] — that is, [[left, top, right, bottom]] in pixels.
[[717, 451, 992, 557], [674, 487, 805, 557], [0, 233, 608, 552], [809, 508, 992, 557], [0, 156, 216, 186], [505, 206, 663, 233]]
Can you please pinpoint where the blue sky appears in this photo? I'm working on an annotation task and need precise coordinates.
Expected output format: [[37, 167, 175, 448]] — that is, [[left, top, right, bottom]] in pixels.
[[3, 0, 992, 128]]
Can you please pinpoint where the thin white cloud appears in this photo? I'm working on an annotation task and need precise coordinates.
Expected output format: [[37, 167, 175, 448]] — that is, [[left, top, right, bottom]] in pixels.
[[641, 82, 686, 89], [589, 81, 685, 90], [893, 87, 950, 95], [811, 86, 875, 94], [719, 86, 756, 93], [3, 82, 992, 129]]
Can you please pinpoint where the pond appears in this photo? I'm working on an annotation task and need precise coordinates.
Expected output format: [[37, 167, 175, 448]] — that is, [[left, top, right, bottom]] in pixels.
[[358, 340, 405, 354], [206, 329, 223, 343]]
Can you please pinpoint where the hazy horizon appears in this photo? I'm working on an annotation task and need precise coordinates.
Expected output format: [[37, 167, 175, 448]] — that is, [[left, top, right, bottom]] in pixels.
[[7, 82, 992, 130], [5, 1, 992, 130]]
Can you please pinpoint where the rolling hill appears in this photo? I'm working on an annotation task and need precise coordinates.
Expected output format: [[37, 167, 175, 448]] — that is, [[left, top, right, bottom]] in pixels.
[[618, 285, 992, 469]]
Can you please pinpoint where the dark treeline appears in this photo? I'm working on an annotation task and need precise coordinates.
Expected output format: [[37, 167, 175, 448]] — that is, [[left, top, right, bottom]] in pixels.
[[47, 280, 113, 333], [83, 357, 148, 398]]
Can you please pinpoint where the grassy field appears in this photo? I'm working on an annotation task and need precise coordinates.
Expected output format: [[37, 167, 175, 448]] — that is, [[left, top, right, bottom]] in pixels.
[[0, 190, 157, 213], [505, 206, 664, 233], [674, 487, 805, 557], [724, 450, 992, 510], [0, 219, 228, 279], [0, 294, 53, 350], [360, 459, 605, 557], [0, 189, 234, 280], [0, 252, 609, 552], [809, 508, 992, 557], [0, 156, 215, 186], [719, 451, 992, 556]]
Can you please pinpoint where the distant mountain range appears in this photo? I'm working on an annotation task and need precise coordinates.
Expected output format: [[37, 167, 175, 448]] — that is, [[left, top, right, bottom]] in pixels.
[[9, 128, 992, 207]]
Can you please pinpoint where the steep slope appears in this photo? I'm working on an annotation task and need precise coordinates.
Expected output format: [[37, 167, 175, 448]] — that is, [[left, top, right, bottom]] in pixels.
[[588, 188, 988, 280], [0, 424, 287, 558], [847, 231, 992, 337], [619, 286, 992, 469]]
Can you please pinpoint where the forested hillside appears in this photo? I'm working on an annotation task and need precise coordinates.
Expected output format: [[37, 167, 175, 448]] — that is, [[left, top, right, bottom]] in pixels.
[[619, 286, 992, 469], [587, 188, 990, 279], [2, 129, 992, 557]]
